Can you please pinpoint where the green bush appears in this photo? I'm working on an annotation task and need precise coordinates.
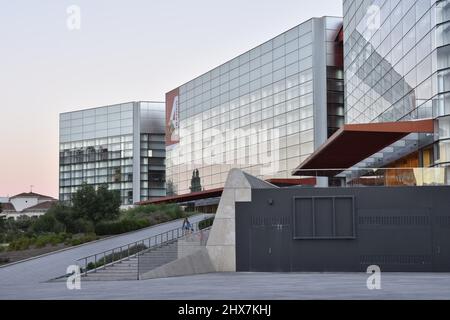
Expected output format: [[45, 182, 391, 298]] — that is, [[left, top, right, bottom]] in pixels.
[[95, 219, 151, 236], [66, 218, 95, 234], [68, 233, 98, 246], [14, 216, 33, 231], [34, 233, 71, 248], [122, 204, 185, 221], [199, 217, 215, 230], [8, 237, 33, 251], [31, 214, 64, 234], [34, 235, 50, 248]]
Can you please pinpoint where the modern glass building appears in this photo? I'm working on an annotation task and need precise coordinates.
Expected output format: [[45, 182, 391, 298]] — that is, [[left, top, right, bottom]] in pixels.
[[343, 0, 450, 170], [165, 17, 344, 195], [59, 102, 166, 205]]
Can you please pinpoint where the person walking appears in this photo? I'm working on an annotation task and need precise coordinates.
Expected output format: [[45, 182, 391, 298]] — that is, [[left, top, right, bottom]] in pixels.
[[182, 217, 193, 235]]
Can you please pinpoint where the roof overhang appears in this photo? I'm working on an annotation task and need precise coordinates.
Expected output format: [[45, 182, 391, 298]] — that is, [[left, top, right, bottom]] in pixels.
[[137, 188, 224, 205], [138, 178, 319, 205], [293, 119, 435, 177], [266, 178, 317, 187]]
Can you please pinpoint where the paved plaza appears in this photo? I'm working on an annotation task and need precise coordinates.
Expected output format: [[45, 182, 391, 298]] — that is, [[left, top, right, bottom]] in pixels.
[[2, 271, 450, 300]]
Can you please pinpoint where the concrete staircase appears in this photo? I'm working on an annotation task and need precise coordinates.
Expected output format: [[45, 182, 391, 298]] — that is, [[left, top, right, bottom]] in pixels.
[[81, 241, 178, 281], [138, 241, 178, 276], [81, 257, 139, 281]]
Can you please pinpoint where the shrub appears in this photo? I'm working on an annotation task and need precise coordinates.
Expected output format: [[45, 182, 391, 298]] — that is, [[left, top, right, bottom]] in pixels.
[[8, 237, 33, 251], [66, 218, 95, 234], [95, 218, 151, 236], [34, 233, 71, 248], [14, 216, 33, 231], [122, 204, 185, 221], [31, 214, 64, 234], [199, 217, 215, 230], [34, 235, 50, 248], [68, 234, 98, 246]]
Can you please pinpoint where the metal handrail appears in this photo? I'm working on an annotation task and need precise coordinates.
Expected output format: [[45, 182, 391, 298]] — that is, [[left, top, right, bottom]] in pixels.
[[137, 226, 212, 278], [76, 218, 209, 276]]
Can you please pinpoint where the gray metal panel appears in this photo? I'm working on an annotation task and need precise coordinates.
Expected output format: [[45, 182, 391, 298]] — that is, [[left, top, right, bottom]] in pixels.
[[292, 196, 356, 240], [236, 186, 450, 272]]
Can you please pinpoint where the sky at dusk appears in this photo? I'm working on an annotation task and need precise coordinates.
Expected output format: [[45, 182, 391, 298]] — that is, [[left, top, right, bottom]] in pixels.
[[0, 0, 342, 198]]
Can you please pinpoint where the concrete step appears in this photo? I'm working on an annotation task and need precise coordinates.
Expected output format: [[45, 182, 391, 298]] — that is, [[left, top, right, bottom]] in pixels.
[[93, 269, 137, 274], [82, 241, 181, 281], [140, 256, 176, 261], [82, 276, 138, 281], [105, 265, 138, 270], [109, 262, 139, 266], [139, 255, 177, 260], [87, 274, 138, 279]]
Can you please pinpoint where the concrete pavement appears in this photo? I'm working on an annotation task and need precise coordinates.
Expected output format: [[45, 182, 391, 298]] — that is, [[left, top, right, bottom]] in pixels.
[[1, 272, 450, 299]]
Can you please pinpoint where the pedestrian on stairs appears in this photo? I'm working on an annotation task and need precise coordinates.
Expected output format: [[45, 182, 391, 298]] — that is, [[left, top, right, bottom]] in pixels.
[[182, 217, 193, 235]]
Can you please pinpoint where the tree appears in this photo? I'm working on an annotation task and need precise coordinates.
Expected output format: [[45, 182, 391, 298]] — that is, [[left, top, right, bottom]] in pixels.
[[72, 183, 121, 224], [31, 214, 64, 234], [48, 203, 73, 229], [95, 184, 121, 222], [189, 169, 202, 193], [0, 216, 5, 233], [166, 180, 177, 196], [46, 203, 84, 233], [0, 203, 3, 232], [71, 183, 97, 221]]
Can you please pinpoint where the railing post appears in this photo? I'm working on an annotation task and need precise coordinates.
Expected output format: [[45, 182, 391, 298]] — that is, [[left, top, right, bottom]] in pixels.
[[128, 244, 130, 259], [104, 252, 107, 270], [137, 251, 140, 280], [84, 258, 87, 276], [94, 254, 97, 273]]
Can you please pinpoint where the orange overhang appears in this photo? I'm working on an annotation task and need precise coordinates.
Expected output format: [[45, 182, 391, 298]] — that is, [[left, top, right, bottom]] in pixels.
[[137, 188, 224, 205], [292, 119, 435, 177]]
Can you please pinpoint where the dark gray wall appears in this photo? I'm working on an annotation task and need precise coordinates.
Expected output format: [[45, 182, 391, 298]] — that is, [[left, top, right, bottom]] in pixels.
[[235, 187, 450, 272]]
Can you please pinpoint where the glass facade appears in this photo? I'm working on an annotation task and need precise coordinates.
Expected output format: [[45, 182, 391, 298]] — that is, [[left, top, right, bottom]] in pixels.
[[166, 17, 344, 195], [343, 0, 450, 168], [59, 102, 165, 205]]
